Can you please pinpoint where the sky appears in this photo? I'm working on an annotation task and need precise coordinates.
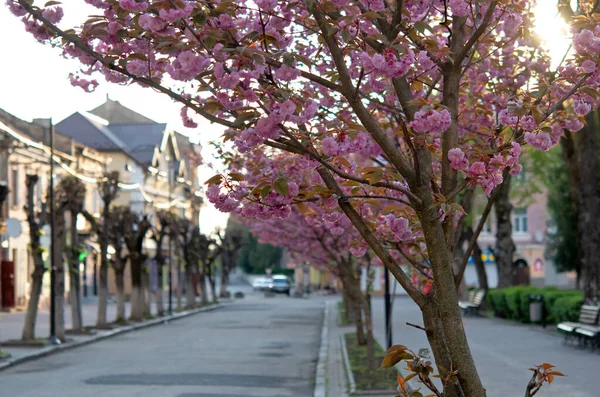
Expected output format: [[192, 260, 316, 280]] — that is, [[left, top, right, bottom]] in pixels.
[[0, 3, 229, 234]]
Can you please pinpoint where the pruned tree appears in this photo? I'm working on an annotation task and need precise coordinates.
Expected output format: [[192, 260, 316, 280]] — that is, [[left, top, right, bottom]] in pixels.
[[82, 171, 119, 327], [150, 210, 170, 315], [52, 178, 69, 341], [218, 221, 244, 298], [107, 206, 129, 322], [121, 209, 151, 322], [21, 174, 47, 340], [58, 176, 86, 332], [174, 217, 198, 309]]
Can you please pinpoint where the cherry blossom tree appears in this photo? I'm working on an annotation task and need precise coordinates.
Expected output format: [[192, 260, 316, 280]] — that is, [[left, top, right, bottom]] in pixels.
[[10, 0, 596, 394]]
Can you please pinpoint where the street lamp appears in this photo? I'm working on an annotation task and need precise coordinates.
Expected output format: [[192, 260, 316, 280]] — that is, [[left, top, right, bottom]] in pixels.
[[383, 267, 392, 349], [167, 155, 173, 316], [48, 119, 60, 345]]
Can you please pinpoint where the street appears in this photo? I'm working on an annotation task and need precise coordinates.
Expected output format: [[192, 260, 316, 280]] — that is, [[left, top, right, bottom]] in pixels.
[[0, 294, 324, 397], [371, 296, 600, 397]]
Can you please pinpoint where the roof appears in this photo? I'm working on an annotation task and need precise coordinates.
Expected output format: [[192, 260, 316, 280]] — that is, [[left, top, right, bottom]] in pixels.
[[56, 112, 120, 151], [109, 123, 167, 165], [0, 108, 74, 154], [89, 98, 156, 124]]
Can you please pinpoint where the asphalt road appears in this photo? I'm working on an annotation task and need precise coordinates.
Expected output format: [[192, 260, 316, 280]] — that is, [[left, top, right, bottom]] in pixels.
[[0, 294, 324, 397]]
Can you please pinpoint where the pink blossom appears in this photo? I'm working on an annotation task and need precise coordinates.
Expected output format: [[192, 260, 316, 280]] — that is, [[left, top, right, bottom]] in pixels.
[[180, 107, 198, 128], [498, 108, 518, 126], [481, 173, 503, 195], [581, 59, 597, 73], [119, 0, 148, 12], [386, 215, 412, 241], [469, 161, 486, 176], [7, 0, 27, 16], [410, 109, 452, 133], [84, 0, 110, 9], [360, 0, 385, 11], [524, 131, 553, 152], [448, 148, 468, 171], [573, 100, 591, 116], [158, 2, 194, 22], [42, 6, 64, 23], [510, 164, 523, 176], [565, 119, 584, 131], [275, 64, 301, 81], [519, 115, 537, 132], [449, 0, 469, 16], [69, 75, 98, 92], [322, 137, 339, 157], [350, 245, 367, 257], [139, 14, 166, 32]]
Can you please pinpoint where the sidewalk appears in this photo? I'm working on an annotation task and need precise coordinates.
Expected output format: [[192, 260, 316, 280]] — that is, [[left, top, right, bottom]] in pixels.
[[371, 296, 599, 397], [325, 299, 352, 397], [0, 297, 227, 370]]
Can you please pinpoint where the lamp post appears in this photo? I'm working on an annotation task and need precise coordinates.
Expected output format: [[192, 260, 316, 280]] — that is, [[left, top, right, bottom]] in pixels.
[[48, 119, 60, 345], [167, 155, 173, 316], [384, 267, 392, 349]]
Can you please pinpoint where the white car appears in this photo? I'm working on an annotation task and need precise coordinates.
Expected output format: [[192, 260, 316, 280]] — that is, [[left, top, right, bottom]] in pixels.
[[252, 277, 272, 291]]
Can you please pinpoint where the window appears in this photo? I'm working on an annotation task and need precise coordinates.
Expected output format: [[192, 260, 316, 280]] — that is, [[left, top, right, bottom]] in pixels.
[[11, 168, 18, 207], [513, 208, 528, 233]]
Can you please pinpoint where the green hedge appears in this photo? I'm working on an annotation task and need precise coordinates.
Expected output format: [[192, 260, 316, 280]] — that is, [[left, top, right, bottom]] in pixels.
[[551, 295, 584, 323], [487, 286, 583, 324]]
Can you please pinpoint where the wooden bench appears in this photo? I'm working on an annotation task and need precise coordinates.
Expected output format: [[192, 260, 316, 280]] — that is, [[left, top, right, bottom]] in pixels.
[[459, 289, 486, 316], [557, 304, 600, 346]]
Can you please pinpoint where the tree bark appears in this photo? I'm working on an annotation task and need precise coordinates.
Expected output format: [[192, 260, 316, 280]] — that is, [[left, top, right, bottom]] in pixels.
[[208, 273, 217, 303], [494, 174, 515, 288], [142, 267, 150, 317], [130, 255, 144, 322], [67, 211, 83, 331], [114, 267, 126, 322], [576, 112, 600, 299], [176, 259, 183, 311], [155, 258, 164, 316], [54, 212, 66, 341], [219, 267, 229, 298], [460, 226, 489, 290], [22, 174, 45, 341], [198, 268, 208, 304], [185, 265, 195, 309], [338, 261, 366, 345]]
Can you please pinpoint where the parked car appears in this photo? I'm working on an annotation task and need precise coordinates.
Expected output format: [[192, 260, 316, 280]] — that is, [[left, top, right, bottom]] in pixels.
[[269, 275, 291, 295], [252, 277, 272, 291]]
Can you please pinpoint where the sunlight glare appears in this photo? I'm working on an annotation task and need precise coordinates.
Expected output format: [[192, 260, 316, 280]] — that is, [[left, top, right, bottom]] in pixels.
[[533, 0, 573, 68]]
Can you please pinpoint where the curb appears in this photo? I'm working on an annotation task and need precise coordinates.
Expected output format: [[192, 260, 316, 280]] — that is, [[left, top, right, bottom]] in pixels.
[[0, 301, 230, 372], [339, 333, 356, 395], [313, 301, 329, 397]]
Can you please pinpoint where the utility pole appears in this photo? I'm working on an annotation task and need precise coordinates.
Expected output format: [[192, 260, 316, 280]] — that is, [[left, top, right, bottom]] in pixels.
[[384, 268, 392, 349], [167, 155, 173, 316], [48, 119, 60, 345]]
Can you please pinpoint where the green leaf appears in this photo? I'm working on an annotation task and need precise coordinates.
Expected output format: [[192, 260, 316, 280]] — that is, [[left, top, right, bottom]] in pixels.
[[261, 185, 272, 199], [274, 178, 289, 197], [229, 173, 244, 182]]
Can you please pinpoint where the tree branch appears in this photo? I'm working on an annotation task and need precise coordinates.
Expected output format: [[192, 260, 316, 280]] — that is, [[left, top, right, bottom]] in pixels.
[[316, 165, 425, 306], [454, 1, 499, 66]]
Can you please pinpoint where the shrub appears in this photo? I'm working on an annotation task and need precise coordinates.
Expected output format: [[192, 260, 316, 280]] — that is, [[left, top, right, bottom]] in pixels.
[[487, 289, 509, 318], [541, 289, 582, 323], [552, 295, 584, 323], [504, 286, 529, 320]]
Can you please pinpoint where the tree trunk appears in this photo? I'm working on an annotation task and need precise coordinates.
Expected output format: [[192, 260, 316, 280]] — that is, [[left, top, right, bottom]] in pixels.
[[22, 175, 45, 341], [176, 260, 183, 311], [142, 268, 150, 317], [362, 293, 376, 371], [68, 211, 83, 331], [338, 262, 366, 345], [577, 112, 600, 299], [186, 266, 195, 309], [155, 258, 164, 316], [96, 240, 109, 327], [472, 239, 489, 291], [54, 213, 66, 341], [130, 255, 144, 322], [21, 261, 44, 340], [208, 274, 217, 303], [115, 267, 126, 322], [219, 266, 229, 298], [198, 268, 208, 304], [494, 174, 515, 288]]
